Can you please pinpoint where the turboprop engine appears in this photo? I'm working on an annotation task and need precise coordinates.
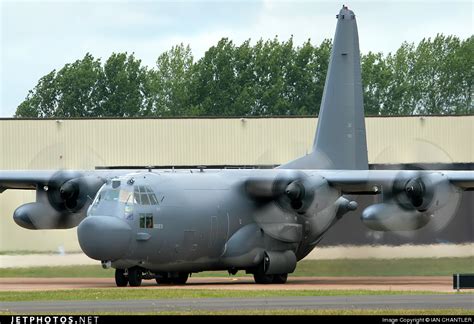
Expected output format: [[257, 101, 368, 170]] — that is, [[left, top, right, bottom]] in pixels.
[[361, 172, 461, 231], [13, 171, 105, 229]]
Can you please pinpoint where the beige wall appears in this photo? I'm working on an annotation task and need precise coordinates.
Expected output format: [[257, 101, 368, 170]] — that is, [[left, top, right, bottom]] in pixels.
[[1, 116, 473, 251]]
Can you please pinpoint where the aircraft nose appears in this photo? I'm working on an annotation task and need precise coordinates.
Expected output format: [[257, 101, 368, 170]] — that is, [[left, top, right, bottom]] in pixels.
[[77, 216, 132, 261]]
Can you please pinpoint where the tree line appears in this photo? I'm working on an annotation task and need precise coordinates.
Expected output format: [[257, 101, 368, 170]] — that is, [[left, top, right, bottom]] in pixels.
[[15, 34, 473, 118]]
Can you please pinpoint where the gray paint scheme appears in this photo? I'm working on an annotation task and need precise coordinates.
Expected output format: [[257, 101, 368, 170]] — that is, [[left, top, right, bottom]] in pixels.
[[0, 6, 473, 284], [280, 7, 368, 170]]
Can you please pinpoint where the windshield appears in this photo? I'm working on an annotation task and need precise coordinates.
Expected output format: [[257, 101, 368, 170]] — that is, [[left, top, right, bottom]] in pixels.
[[88, 180, 159, 219], [134, 185, 159, 205], [92, 186, 132, 206]]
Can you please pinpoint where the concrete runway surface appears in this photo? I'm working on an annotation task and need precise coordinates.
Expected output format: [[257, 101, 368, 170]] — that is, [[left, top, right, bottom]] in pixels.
[[0, 276, 459, 292], [1, 295, 473, 313]]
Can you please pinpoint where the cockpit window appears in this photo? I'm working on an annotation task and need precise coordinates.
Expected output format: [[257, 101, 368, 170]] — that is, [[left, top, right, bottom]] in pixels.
[[134, 185, 159, 205], [103, 189, 120, 201], [92, 183, 134, 208]]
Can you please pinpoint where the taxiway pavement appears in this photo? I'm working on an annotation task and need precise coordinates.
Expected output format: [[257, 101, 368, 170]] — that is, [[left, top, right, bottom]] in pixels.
[[1, 294, 473, 313]]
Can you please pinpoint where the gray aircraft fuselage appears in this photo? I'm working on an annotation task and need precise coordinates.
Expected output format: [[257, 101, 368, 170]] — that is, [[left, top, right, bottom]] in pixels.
[[79, 169, 340, 274]]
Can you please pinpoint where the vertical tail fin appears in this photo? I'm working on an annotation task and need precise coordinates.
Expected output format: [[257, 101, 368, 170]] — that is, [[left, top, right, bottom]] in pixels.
[[280, 6, 368, 170]]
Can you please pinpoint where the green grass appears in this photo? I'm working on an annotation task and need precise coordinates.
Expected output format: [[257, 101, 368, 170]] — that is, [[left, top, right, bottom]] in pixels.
[[0, 288, 457, 302], [0, 265, 114, 278], [295, 257, 474, 276], [2, 257, 473, 278], [0, 251, 61, 255]]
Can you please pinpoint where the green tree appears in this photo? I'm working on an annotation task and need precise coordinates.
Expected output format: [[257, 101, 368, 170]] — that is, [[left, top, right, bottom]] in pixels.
[[361, 51, 391, 115], [15, 34, 472, 118], [54, 53, 103, 117], [252, 37, 294, 116], [15, 54, 103, 117], [147, 44, 194, 116], [288, 39, 331, 115], [97, 53, 147, 117], [15, 70, 58, 117], [189, 38, 238, 116]]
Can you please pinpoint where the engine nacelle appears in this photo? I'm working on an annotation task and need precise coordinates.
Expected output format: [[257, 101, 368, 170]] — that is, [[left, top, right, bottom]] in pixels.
[[361, 172, 460, 232], [12, 172, 105, 230], [13, 202, 88, 230], [361, 203, 431, 231]]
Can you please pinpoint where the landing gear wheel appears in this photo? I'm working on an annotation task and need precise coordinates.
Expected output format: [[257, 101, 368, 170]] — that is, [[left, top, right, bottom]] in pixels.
[[253, 264, 274, 284], [272, 273, 288, 284], [115, 269, 128, 287], [253, 273, 274, 284], [155, 277, 172, 285], [155, 273, 189, 285], [128, 267, 142, 287], [173, 273, 189, 285]]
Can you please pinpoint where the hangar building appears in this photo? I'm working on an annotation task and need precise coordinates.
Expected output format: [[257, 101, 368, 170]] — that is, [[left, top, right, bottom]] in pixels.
[[0, 116, 472, 252]]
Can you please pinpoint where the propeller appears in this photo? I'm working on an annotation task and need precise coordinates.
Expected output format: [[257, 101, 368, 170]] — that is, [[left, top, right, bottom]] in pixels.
[[46, 170, 105, 213], [245, 170, 316, 214], [369, 139, 463, 239], [244, 170, 340, 242], [391, 172, 433, 212], [18, 141, 107, 230]]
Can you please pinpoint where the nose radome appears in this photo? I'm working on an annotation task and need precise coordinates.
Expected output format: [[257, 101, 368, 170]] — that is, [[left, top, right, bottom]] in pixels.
[[77, 216, 132, 261]]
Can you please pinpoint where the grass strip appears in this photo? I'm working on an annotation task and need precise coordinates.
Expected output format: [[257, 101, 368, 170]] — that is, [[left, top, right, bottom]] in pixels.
[[1, 257, 473, 278]]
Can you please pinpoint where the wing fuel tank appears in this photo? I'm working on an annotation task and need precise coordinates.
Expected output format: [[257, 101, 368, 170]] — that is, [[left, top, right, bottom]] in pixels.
[[13, 202, 84, 229], [361, 203, 431, 231]]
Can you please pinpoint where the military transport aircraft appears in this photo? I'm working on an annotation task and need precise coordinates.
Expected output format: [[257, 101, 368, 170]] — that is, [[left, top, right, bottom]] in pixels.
[[1, 6, 473, 286]]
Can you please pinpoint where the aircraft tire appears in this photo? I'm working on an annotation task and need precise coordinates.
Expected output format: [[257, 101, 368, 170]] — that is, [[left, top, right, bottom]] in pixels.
[[173, 273, 189, 285], [272, 273, 288, 284], [253, 272, 274, 284], [155, 277, 172, 284], [115, 269, 128, 287], [253, 264, 274, 284], [128, 267, 142, 287]]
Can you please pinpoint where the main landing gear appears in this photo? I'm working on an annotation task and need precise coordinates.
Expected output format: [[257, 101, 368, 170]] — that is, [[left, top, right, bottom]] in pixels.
[[115, 267, 142, 287], [252, 262, 289, 284], [155, 272, 189, 285], [114, 265, 289, 286], [114, 268, 189, 287]]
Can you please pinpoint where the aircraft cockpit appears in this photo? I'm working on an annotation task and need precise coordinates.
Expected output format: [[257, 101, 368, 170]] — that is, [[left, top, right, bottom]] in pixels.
[[87, 175, 159, 224]]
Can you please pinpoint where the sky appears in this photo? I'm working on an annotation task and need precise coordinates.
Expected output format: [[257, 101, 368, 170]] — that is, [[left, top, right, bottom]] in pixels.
[[0, 0, 472, 117]]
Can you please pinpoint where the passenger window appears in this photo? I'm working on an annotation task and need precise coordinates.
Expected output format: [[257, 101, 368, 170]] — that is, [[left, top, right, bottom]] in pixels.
[[139, 213, 153, 228]]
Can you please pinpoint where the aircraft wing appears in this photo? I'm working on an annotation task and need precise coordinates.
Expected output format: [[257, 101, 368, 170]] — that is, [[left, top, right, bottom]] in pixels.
[[319, 170, 474, 194], [0, 169, 133, 229], [0, 170, 98, 191], [318, 169, 473, 232], [0, 170, 57, 191], [0, 170, 126, 192]]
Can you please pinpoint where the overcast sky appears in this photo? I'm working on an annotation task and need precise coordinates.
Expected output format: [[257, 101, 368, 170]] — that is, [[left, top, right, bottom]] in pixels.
[[0, 0, 472, 117]]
